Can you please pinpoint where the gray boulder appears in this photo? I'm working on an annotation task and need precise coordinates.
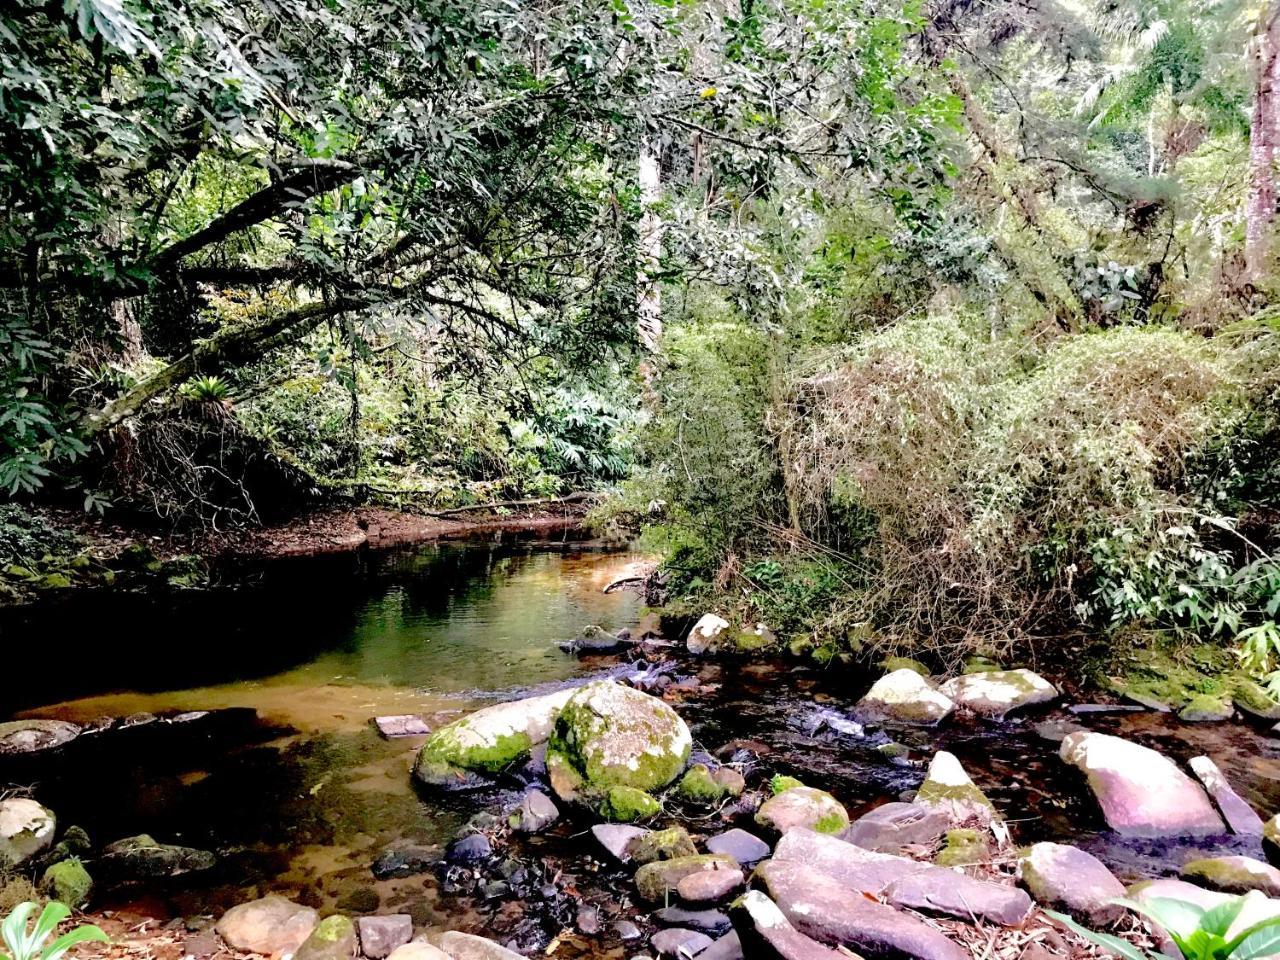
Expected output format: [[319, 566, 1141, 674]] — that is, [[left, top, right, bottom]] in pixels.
[[843, 802, 948, 854], [100, 834, 216, 880], [0, 798, 55, 868], [1189, 756, 1264, 836], [687, 614, 730, 655], [358, 916, 413, 959], [755, 786, 848, 836], [730, 891, 847, 960], [216, 895, 318, 955], [938, 670, 1057, 719], [510, 790, 559, 833]]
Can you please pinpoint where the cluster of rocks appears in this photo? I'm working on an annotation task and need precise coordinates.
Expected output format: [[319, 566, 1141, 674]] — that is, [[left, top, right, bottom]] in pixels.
[[0, 794, 216, 910]]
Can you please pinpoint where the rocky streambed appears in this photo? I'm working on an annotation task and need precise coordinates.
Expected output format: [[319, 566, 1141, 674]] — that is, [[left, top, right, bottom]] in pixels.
[[3, 542, 1280, 960]]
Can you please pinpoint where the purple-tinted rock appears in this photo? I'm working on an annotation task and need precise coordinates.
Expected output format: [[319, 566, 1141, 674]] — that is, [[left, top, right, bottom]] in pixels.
[[756, 859, 968, 960], [885, 869, 1033, 926], [678, 867, 745, 903], [1060, 732, 1224, 837], [357, 916, 412, 959], [844, 802, 949, 853], [375, 715, 431, 739], [1189, 756, 1264, 836], [706, 829, 770, 865], [1020, 842, 1126, 925], [730, 892, 847, 960], [653, 908, 732, 935]]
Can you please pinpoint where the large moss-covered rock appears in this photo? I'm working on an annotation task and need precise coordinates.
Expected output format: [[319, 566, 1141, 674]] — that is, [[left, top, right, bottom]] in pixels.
[[40, 858, 92, 908], [1182, 856, 1280, 896], [678, 763, 744, 804], [295, 915, 358, 960], [601, 786, 661, 822], [414, 687, 576, 788], [546, 681, 691, 806], [915, 752, 997, 826], [629, 826, 698, 864]]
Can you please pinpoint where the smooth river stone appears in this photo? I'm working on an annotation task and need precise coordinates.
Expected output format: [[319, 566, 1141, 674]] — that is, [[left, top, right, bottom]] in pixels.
[[1059, 731, 1224, 837], [440, 932, 526, 960], [756, 860, 968, 960], [651, 928, 713, 957], [678, 866, 745, 902], [1182, 856, 1280, 896], [216, 895, 318, 955], [855, 670, 954, 725], [939, 669, 1058, 719], [706, 828, 771, 865], [844, 802, 949, 853]]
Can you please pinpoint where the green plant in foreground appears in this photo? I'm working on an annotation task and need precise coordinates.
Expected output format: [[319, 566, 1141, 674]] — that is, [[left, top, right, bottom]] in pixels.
[[1049, 894, 1280, 960], [1, 901, 108, 960]]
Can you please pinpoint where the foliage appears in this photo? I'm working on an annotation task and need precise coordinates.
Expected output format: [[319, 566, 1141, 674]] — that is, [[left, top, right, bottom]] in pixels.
[[0, 901, 107, 960], [1049, 895, 1280, 960]]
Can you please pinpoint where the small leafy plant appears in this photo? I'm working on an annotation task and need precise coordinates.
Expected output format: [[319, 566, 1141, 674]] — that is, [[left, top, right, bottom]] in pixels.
[[0, 901, 108, 960], [1049, 894, 1280, 960]]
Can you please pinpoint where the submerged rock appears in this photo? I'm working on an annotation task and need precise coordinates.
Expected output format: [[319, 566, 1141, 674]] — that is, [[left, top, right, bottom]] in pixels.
[[1182, 856, 1280, 896], [855, 670, 954, 725], [375, 715, 432, 739], [414, 687, 576, 789], [0, 720, 80, 755], [678, 763, 744, 804], [914, 752, 996, 826], [100, 834, 217, 880], [216, 895, 318, 955], [1189, 756, 1264, 836], [938, 670, 1057, 719], [440, 931, 527, 960], [730, 890, 847, 960], [636, 854, 740, 901], [843, 802, 948, 854], [295, 915, 358, 960], [547, 680, 690, 808], [755, 786, 848, 836], [1059, 731, 1224, 837], [653, 907, 733, 935], [372, 844, 440, 879], [1019, 842, 1125, 925], [756, 859, 968, 960], [0, 798, 55, 868], [687, 614, 730, 655], [562, 625, 633, 654]]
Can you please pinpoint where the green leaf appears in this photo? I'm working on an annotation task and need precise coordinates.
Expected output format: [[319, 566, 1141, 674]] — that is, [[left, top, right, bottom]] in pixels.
[[1044, 909, 1154, 960]]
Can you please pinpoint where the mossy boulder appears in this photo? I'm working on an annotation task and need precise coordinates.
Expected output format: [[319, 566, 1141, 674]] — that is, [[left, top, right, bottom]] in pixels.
[[414, 687, 576, 789], [677, 763, 745, 804], [915, 752, 996, 826], [546, 680, 691, 806], [635, 853, 739, 901], [601, 786, 661, 822], [687, 614, 730, 655], [770, 775, 805, 794], [1182, 856, 1280, 896], [295, 915, 358, 960], [939, 669, 1057, 720], [856, 670, 954, 725], [734, 623, 778, 653], [629, 826, 697, 864], [755, 786, 848, 836], [40, 858, 92, 907], [100, 834, 216, 880], [1179, 695, 1233, 723], [934, 829, 988, 868]]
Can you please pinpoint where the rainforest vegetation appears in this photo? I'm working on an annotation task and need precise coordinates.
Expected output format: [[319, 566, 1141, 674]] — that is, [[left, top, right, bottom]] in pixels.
[[3, 0, 1280, 684]]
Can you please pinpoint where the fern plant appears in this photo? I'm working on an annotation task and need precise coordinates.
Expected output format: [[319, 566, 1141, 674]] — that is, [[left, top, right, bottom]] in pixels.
[[1050, 894, 1280, 960], [0, 902, 108, 960]]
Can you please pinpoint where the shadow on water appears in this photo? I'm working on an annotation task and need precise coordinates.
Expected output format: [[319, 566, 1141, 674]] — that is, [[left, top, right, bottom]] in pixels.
[[4, 535, 1280, 938]]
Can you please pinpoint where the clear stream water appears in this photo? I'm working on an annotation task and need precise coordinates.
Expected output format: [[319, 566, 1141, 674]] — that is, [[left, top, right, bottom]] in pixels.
[[3, 534, 1280, 952]]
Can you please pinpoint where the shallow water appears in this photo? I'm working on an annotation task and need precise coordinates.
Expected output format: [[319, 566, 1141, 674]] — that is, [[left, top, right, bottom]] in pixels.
[[4, 536, 1280, 949]]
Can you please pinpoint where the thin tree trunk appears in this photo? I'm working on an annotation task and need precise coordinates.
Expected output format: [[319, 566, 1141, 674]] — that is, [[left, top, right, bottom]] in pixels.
[[637, 136, 663, 390], [1246, 3, 1280, 284]]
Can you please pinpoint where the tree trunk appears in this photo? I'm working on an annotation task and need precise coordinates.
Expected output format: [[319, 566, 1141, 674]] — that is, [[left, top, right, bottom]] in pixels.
[[637, 136, 663, 356], [1247, 3, 1280, 285]]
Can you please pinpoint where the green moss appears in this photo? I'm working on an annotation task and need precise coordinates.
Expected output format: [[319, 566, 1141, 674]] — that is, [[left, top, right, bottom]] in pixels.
[[312, 916, 355, 943], [811, 644, 838, 665], [770, 775, 805, 795], [880, 656, 930, 676], [419, 727, 532, 775], [40, 858, 92, 907], [628, 827, 697, 864], [1179, 693, 1233, 722], [813, 812, 846, 834], [635, 854, 738, 901], [602, 786, 660, 822], [934, 829, 988, 867], [916, 779, 994, 812], [734, 629, 774, 652], [962, 655, 1001, 674], [787, 635, 815, 658], [678, 763, 728, 803], [39, 573, 72, 589]]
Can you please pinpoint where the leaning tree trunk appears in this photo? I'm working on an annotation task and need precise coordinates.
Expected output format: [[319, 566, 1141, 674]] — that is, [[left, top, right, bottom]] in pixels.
[[1246, 3, 1280, 285]]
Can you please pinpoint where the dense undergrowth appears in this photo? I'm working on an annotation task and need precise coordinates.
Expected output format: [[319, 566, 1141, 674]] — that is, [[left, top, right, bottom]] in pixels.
[[608, 304, 1280, 688]]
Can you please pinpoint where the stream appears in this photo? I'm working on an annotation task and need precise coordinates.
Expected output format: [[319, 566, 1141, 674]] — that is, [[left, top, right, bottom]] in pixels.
[[3, 534, 1280, 954]]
